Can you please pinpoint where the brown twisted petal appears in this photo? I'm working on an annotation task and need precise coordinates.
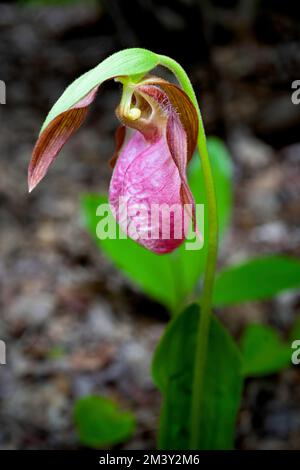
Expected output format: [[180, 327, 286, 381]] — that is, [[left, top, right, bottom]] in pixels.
[[109, 125, 126, 169], [28, 87, 98, 192]]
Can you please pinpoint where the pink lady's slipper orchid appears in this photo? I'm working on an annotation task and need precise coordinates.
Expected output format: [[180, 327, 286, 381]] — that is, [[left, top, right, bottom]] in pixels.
[[28, 75, 198, 254]]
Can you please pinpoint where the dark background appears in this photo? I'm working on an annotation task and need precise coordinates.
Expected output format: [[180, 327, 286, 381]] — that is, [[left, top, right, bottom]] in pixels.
[[0, 0, 300, 449]]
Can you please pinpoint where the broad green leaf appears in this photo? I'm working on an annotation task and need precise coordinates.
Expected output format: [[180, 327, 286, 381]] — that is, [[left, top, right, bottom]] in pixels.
[[213, 255, 300, 307], [81, 137, 232, 313], [290, 316, 300, 342], [241, 324, 291, 377], [179, 137, 233, 299], [81, 194, 180, 312], [42, 48, 159, 132], [152, 304, 243, 449], [242, 316, 300, 377], [73, 395, 135, 448]]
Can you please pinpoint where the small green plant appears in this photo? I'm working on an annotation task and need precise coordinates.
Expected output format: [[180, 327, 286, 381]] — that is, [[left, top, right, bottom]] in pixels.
[[28, 48, 300, 449], [74, 395, 135, 448]]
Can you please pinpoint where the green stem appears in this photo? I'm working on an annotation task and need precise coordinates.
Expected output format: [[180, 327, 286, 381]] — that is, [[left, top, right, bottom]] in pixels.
[[158, 55, 219, 448]]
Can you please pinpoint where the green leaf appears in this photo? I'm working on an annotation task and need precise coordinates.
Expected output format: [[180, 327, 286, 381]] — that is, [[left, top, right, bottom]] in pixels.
[[41, 48, 159, 132], [290, 315, 300, 342], [189, 137, 233, 234], [213, 255, 300, 307], [80, 137, 233, 313], [177, 137, 233, 302], [81, 194, 180, 312], [73, 395, 135, 448], [241, 324, 291, 377], [152, 304, 243, 449], [241, 316, 300, 377]]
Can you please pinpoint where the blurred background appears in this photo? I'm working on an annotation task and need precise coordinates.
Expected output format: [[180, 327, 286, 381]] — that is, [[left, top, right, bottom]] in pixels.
[[0, 0, 300, 450]]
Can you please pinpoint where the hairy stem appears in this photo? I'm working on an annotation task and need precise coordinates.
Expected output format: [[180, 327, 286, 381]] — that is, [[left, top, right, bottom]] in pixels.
[[158, 55, 219, 448]]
